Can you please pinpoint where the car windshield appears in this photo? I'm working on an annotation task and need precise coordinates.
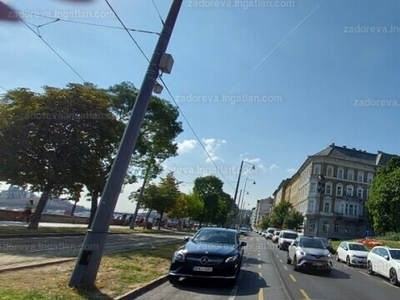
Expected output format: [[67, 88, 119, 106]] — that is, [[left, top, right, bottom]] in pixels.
[[349, 244, 368, 251], [275, 232, 280, 235], [283, 232, 298, 239], [300, 238, 325, 249], [389, 249, 400, 259], [267, 229, 275, 233], [240, 227, 247, 231], [318, 238, 329, 246], [192, 229, 236, 245]]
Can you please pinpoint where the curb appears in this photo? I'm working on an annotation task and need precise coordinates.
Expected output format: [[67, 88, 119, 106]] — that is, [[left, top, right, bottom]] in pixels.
[[114, 275, 169, 300], [0, 258, 76, 273]]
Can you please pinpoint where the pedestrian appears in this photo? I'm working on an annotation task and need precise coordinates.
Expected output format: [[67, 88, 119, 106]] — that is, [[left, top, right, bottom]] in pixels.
[[23, 200, 34, 223]]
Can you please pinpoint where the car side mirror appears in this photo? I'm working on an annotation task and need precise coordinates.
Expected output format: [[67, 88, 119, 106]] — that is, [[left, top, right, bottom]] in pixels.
[[384, 255, 390, 261], [183, 236, 190, 242], [241, 241, 247, 247], [343, 247, 348, 251]]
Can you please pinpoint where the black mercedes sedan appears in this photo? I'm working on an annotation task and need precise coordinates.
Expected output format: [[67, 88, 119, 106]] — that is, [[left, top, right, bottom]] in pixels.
[[168, 227, 247, 285]]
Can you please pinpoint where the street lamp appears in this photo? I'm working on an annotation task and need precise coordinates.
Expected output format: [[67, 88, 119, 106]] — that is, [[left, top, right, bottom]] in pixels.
[[226, 160, 256, 227], [236, 178, 256, 228]]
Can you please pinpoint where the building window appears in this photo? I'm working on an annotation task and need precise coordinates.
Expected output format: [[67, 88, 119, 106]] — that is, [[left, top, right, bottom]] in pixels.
[[336, 184, 343, 196], [313, 165, 321, 175], [334, 223, 339, 233], [367, 173, 374, 183], [309, 222, 315, 231], [347, 169, 354, 181], [346, 185, 354, 197], [322, 221, 329, 233], [366, 188, 370, 200], [324, 201, 330, 212], [310, 182, 317, 193], [309, 200, 315, 211], [341, 203, 344, 213], [357, 188, 363, 199], [338, 168, 344, 179], [327, 166, 333, 177], [345, 204, 349, 214], [349, 205, 354, 215], [355, 205, 358, 216], [325, 183, 332, 195], [345, 226, 350, 234], [356, 226, 360, 234], [358, 171, 364, 182]]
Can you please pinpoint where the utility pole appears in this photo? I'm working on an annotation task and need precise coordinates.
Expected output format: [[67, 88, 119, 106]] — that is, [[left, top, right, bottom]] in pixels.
[[69, 0, 183, 287], [226, 161, 243, 228]]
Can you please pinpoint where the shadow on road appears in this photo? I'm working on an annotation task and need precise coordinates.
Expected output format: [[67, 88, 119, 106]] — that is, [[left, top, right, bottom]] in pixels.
[[297, 267, 351, 279]]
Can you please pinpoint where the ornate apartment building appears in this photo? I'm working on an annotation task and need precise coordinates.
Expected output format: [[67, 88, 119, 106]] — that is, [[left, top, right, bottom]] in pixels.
[[278, 143, 396, 239], [254, 197, 273, 228]]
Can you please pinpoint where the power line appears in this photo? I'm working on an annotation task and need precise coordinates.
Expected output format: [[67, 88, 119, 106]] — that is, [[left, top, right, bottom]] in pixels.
[[0, 85, 9, 92], [22, 20, 87, 82], [160, 77, 236, 192], [102, 0, 235, 192], [151, 0, 165, 26], [104, 0, 150, 63], [17, 10, 160, 36]]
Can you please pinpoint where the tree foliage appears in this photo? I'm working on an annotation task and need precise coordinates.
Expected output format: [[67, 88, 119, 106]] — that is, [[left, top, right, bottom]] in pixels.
[[283, 210, 304, 230], [367, 157, 400, 234], [269, 200, 303, 230]]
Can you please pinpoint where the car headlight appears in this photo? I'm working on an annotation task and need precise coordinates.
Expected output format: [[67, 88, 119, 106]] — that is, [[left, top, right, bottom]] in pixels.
[[300, 251, 308, 256], [172, 250, 186, 263], [225, 255, 239, 263]]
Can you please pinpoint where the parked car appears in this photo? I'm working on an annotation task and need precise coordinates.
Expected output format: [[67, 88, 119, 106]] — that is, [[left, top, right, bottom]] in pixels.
[[239, 227, 248, 236], [168, 227, 247, 285], [336, 241, 368, 266], [265, 227, 277, 239], [287, 236, 333, 274], [315, 237, 335, 254], [272, 230, 280, 243], [278, 230, 299, 250], [367, 246, 400, 286]]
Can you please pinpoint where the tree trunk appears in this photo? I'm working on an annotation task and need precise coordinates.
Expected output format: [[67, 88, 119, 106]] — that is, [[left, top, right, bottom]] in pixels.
[[145, 209, 152, 225], [88, 190, 99, 229], [28, 185, 52, 230], [158, 212, 164, 230], [70, 201, 77, 216]]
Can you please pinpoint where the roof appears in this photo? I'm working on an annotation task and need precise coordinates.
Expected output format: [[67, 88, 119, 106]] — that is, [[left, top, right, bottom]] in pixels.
[[311, 143, 398, 166]]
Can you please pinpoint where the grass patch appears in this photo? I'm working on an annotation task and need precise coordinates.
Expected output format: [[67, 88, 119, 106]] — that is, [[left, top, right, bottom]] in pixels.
[[0, 241, 184, 300]]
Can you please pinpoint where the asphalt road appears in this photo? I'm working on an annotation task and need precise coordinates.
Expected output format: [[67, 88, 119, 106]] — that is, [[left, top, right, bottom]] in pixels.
[[136, 232, 400, 300]]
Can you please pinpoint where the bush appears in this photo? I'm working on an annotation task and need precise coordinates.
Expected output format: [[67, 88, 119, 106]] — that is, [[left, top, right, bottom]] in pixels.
[[378, 232, 400, 241]]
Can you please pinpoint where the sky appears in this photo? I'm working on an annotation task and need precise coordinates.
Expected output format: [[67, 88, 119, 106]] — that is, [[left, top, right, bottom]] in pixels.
[[1, 0, 399, 213]]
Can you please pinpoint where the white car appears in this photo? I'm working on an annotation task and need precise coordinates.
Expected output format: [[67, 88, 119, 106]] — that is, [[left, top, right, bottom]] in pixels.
[[367, 246, 400, 286], [265, 227, 277, 239], [278, 230, 299, 251], [336, 241, 369, 266]]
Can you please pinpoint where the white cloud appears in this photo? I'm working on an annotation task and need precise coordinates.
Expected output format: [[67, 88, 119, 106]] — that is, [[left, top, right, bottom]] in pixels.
[[202, 138, 227, 163], [269, 164, 279, 170], [177, 139, 197, 155], [240, 157, 267, 174], [287, 168, 296, 174]]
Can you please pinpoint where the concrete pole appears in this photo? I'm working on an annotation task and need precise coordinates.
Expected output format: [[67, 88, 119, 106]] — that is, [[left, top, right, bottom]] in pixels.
[[226, 160, 243, 228], [69, 0, 183, 287]]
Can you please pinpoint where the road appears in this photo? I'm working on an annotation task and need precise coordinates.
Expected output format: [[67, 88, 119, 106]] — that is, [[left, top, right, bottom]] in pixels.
[[0, 231, 184, 270], [136, 232, 400, 300]]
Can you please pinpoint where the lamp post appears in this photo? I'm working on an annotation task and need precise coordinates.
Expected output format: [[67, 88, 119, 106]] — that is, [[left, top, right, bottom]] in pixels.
[[316, 174, 325, 237], [236, 178, 256, 228], [226, 161, 255, 228]]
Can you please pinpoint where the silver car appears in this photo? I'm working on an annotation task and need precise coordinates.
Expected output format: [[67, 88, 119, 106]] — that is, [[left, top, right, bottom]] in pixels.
[[287, 236, 333, 274]]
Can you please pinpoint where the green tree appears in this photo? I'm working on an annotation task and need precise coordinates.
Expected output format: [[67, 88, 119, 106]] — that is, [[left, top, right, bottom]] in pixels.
[[0, 84, 122, 229], [167, 192, 203, 225], [260, 216, 271, 230], [193, 175, 225, 225], [367, 157, 400, 234], [269, 201, 292, 228], [283, 210, 304, 230]]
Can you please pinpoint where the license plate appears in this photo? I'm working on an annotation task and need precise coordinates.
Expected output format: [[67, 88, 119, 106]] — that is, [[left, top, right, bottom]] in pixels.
[[193, 266, 213, 272], [313, 262, 324, 266]]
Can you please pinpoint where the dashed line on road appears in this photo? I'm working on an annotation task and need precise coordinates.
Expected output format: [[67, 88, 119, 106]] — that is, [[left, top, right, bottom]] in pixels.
[[283, 266, 288, 270], [289, 274, 297, 282], [228, 285, 238, 300], [258, 287, 264, 300], [276, 254, 279, 258], [279, 259, 283, 263], [299, 289, 311, 300], [258, 264, 262, 269]]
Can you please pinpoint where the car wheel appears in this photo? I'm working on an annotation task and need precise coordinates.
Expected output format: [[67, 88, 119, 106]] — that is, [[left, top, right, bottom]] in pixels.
[[286, 254, 292, 264], [367, 261, 374, 275], [168, 275, 180, 284], [293, 256, 298, 271], [336, 254, 340, 262], [346, 256, 351, 266], [389, 268, 399, 286]]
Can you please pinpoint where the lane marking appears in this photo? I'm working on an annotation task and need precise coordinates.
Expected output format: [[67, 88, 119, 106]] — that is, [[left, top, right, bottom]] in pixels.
[[299, 289, 311, 300], [382, 281, 400, 289], [258, 287, 264, 300], [258, 264, 262, 269], [359, 271, 371, 277], [289, 274, 297, 282], [276, 254, 279, 258], [283, 266, 288, 270], [279, 259, 283, 263], [228, 285, 238, 300]]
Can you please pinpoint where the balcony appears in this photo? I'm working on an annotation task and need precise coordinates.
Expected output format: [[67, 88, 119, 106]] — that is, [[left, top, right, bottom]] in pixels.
[[334, 212, 364, 221]]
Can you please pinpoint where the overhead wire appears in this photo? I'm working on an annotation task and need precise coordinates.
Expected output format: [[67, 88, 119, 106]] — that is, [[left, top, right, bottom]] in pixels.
[[103, 0, 236, 192], [21, 20, 87, 82], [151, 0, 165, 26]]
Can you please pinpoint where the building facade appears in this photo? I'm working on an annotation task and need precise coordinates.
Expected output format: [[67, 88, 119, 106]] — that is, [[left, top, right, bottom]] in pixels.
[[254, 197, 274, 228], [286, 143, 397, 239]]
